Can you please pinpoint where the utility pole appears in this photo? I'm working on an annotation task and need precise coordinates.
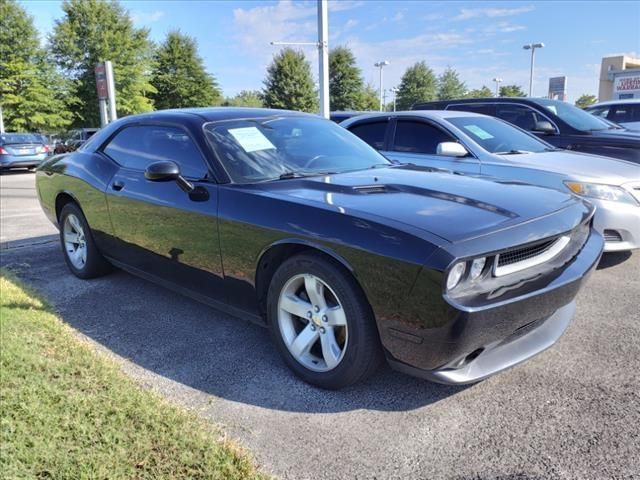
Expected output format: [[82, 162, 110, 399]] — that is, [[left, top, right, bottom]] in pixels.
[[271, 0, 330, 119], [0, 105, 4, 133], [105, 61, 117, 121], [374, 60, 389, 111], [390, 86, 399, 111], [317, 0, 329, 119], [523, 43, 544, 97]]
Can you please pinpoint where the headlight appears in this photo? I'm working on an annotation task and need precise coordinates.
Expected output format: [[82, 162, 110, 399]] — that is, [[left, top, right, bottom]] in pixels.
[[446, 262, 466, 290], [469, 257, 486, 280], [564, 181, 638, 206]]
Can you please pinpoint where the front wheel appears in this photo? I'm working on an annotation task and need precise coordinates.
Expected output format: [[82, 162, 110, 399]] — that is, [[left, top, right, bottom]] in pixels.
[[267, 253, 383, 389], [59, 203, 112, 279]]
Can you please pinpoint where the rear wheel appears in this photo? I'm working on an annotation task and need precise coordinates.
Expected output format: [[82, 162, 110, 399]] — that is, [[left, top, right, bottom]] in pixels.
[[267, 253, 383, 389], [59, 203, 111, 279]]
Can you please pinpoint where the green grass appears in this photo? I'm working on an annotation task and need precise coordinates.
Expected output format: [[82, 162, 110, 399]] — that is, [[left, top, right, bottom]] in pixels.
[[0, 271, 269, 480]]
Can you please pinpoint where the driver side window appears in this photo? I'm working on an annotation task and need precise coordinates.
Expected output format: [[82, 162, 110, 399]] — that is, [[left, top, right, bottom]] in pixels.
[[392, 120, 455, 154], [103, 125, 208, 179]]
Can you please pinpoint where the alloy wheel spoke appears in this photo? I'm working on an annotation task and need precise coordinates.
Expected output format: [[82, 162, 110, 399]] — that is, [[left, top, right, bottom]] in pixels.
[[280, 294, 313, 319], [290, 323, 320, 358], [69, 215, 82, 233], [64, 232, 80, 244], [304, 275, 327, 310], [325, 305, 347, 326], [320, 327, 342, 370]]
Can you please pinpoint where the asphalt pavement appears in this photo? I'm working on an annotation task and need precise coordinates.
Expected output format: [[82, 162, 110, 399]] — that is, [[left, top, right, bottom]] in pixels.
[[1, 171, 639, 479]]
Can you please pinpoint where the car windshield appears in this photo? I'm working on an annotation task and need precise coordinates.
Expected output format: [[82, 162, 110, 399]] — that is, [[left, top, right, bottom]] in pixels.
[[531, 98, 613, 131], [446, 116, 550, 154], [204, 116, 391, 183], [0, 133, 41, 145]]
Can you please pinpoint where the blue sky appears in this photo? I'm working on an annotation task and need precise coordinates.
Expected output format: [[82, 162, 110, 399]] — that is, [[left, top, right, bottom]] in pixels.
[[20, 0, 640, 102]]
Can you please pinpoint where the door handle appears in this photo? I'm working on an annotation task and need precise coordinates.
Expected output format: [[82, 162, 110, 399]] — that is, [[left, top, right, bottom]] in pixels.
[[112, 181, 125, 191]]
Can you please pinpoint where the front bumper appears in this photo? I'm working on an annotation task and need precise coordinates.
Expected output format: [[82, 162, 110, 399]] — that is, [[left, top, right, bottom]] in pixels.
[[385, 227, 603, 384], [590, 197, 640, 252]]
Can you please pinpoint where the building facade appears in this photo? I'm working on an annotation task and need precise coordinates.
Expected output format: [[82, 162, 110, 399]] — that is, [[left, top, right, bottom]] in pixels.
[[599, 55, 640, 101]]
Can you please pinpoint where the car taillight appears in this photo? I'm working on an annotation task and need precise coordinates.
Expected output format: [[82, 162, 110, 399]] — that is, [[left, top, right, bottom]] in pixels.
[[38, 144, 49, 153], [0, 147, 7, 154]]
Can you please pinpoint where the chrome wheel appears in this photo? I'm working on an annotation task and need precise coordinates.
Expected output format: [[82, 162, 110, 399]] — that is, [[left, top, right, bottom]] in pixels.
[[277, 273, 349, 372], [63, 213, 87, 270]]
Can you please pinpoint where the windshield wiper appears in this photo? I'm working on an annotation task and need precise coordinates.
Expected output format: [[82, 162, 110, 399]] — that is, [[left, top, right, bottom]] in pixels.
[[278, 171, 311, 180], [495, 149, 532, 155]]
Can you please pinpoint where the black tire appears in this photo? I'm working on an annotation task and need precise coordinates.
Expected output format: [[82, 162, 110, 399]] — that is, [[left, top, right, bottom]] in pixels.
[[267, 252, 383, 389], [59, 202, 112, 279]]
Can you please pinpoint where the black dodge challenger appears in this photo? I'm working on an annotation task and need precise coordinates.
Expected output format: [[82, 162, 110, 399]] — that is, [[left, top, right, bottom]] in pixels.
[[36, 108, 603, 389]]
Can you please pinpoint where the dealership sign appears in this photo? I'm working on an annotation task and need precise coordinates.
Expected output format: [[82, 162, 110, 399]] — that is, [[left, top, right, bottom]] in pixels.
[[95, 63, 109, 100], [614, 75, 640, 92], [548, 76, 567, 101]]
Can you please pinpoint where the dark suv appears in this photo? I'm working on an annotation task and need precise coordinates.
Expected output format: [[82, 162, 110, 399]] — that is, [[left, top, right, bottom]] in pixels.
[[412, 97, 640, 164]]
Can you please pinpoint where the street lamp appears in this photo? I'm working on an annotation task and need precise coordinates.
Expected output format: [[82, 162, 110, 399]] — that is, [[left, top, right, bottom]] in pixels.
[[374, 60, 389, 111], [390, 86, 399, 111], [492, 77, 503, 97], [523, 42, 544, 97]]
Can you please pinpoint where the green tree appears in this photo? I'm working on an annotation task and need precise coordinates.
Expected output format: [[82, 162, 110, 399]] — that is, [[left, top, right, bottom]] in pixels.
[[263, 48, 318, 112], [150, 31, 221, 110], [395, 61, 437, 110], [0, 0, 72, 132], [575, 94, 597, 109], [358, 84, 380, 111], [465, 86, 493, 98], [50, 0, 155, 126], [223, 90, 264, 107], [499, 84, 527, 97], [437, 67, 466, 100], [329, 46, 364, 111]]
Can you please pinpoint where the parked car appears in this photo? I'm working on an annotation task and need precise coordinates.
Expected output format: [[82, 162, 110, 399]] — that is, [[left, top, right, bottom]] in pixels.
[[412, 97, 640, 164], [0, 133, 50, 171], [342, 111, 640, 252], [585, 99, 640, 130], [54, 128, 99, 154], [36, 108, 602, 389], [329, 111, 366, 123]]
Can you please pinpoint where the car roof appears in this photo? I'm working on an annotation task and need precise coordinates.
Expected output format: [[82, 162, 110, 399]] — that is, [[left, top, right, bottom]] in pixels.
[[120, 107, 315, 123], [587, 99, 640, 107], [343, 110, 488, 123], [413, 97, 557, 108]]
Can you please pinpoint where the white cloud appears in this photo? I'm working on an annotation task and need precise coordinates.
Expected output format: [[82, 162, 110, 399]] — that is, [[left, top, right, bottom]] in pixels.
[[484, 22, 526, 33], [455, 5, 534, 20], [131, 10, 165, 24]]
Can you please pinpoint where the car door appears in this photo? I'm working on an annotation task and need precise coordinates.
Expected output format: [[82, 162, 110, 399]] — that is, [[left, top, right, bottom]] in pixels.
[[100, 123, 225, 301], [387, 118, 481, 174]]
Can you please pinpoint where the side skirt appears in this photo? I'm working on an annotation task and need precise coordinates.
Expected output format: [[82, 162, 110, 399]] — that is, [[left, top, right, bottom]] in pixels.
[[105, 256, 266, 327]]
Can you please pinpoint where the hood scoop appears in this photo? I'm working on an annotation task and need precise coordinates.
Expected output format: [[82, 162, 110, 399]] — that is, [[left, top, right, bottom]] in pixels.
[[353, 184, 389, 194]]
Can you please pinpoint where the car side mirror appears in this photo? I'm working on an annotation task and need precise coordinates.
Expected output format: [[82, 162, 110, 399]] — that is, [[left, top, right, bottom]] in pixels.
[[533, 121, 555, 134], [145, 161, 194, 192], [437, 142, 469, 158]]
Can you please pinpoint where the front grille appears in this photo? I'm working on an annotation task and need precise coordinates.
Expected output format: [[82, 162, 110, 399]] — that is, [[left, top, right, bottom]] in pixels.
[[603, 229, 623, 243], [497, 238, 556, 267]]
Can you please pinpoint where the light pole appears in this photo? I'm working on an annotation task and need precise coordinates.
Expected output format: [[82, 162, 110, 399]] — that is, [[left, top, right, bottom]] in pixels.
[[390, 86, 399, 111], [374, 60, 389, 111], [492, 77, 503, 97], [523, 42, 544, 97], [271, 0, 329, 118]]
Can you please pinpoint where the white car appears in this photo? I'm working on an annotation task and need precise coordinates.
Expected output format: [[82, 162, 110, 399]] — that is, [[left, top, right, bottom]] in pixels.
[[586, 99, 640, 130], [342, 111, 640, 252]]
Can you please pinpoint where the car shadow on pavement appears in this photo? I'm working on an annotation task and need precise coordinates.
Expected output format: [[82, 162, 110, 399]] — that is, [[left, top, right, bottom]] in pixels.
[[2, 245, 469, 414]]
